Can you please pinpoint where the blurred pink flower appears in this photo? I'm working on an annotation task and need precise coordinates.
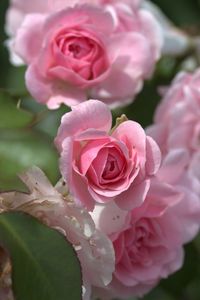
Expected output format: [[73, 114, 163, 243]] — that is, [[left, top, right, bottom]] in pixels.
[[148, 69, 200, 157], [0, 166, 115, 300], [147, 68, 200, 245], [147, 69, 200, 201], [91, 176, 198, 299], [6, 1, 162, 108], [55, 100, 161, 211]]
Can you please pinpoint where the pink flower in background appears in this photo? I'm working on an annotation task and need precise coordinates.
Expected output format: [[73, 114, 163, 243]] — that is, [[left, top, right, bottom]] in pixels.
[[146, 68, 200, 246], [7, 1, 162, 108], [147, 69, 200, 157], [147, 69, 200, 200], [0, 166, 115, 300], [55, 100, 161, 211], [151, 151, 200, 246], [91, 177, 200, 299]]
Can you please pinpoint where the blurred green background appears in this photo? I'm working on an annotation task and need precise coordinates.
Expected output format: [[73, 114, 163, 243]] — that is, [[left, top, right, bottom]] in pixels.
[[1, 0, 200, 299]]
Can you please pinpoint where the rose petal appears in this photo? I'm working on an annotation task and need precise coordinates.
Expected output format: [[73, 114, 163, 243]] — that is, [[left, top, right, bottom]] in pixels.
[[145, 136, 161, 175], [112, 121, 146, 168], [55, 100, 112, 151], [115, 179, 150, 210], [14, 13, 45, 63]]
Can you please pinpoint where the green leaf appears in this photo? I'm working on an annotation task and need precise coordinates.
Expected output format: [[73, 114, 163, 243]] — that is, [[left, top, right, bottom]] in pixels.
[[6, 66, 27, 95], [0, 212, 82, 300], [141, 287, 175, 300], [160, 242, 199, 297], [35, 105, 70, 138], [152, 0, 200, 26], [0, 129, 59, 190], [0, 91, 34, 129], [185, 279, 200, 300]]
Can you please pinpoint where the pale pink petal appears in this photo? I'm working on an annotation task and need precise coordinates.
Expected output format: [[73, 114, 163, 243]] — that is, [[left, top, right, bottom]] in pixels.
[[112, 121, 146, 166], [90, 202, 129, 236], [55, 100, 112, 151], [71, 171, 95, 211], [25, 64, 53, 104], [145, 179, 182, 217], [91, 32, 152, 105], [91, 66, 138, 107], [80, 138, 110, 175], [115, 179, 150, 210], [44, 5, 114, 37], [107, 33, 150, 73], [145, 136, 161, 175], [75, 129, 110, 141], [47, 84, 87, 109], [26, 60, 87, 109], [158, 149, 190, 184], [139, 9, 163, 61], [14, 14, 45, 63], [146, 123, 167, 154]]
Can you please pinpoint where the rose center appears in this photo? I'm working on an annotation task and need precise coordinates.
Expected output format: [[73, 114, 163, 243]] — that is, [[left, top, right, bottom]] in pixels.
[[119, 220, 153, 266], [106, 158, 115, 172], [68, 38, 92, 59], [102, 154, 120, 179], [68, 44, 81, 56], [54, 30, 109, 81]]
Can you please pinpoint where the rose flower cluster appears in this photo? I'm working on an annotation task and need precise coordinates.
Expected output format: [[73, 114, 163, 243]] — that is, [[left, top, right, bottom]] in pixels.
[[1, 0, 200, 300]]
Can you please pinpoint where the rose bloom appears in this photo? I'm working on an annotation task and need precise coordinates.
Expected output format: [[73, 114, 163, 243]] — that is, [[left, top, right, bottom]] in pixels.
[[91, 176, 200, 299], [146, 69, 200, 250], [7, 1, 162, 108], [0, 166, 115, 300], [147, 69, 200, 156], [147, 68, 200, 205], [55, 100, 161, 211]]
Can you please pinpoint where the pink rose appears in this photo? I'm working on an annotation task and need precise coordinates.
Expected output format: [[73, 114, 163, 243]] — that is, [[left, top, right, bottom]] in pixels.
[[55, 100, 161, 211], [92, 178, 187, 299], [147, 69, 200, 157], [154, 150, 200, 245], [0, 166, 115, 300], [8, 2, 162, 108], [147, 69, 200, 200], [146, 69, 200, 244]]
